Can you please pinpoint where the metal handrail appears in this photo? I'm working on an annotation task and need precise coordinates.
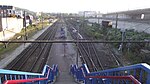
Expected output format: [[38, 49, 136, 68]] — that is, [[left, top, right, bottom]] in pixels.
[[70, 63, 150, 84], [86, 75, 141, 84], [0, 64, 58, 84], [0, 65, 48, 75], [3, 68, 51, 84], [90, 63, 150, 74]]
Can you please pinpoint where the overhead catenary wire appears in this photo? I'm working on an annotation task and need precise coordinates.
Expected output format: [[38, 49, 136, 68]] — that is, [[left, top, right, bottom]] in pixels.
[[0, 40, 150, 43]]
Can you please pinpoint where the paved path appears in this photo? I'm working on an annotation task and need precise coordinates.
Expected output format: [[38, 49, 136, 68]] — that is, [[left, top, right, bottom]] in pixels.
[[47, 43, 77, 84]]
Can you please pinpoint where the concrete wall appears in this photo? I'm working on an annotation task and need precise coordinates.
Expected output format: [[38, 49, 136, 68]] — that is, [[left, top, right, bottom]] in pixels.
[[103, 13, 131, 19], [142, 14, 150, 20], [118, 14, 131, 19], [2, 18, 23, 33], [0, 18, 23, 41], [103, 13, 150, 20]]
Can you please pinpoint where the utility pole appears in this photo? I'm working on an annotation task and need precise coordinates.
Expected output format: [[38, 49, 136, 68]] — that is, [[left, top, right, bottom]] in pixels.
[[118, 28, 126, 53], [76, 24, 79, 66], [1, 8, 5, 41], [6, 9, 8, 30], [115, 13, 118, 36], [64, 43, 66, 57], [2, 9, 7, 48], [41, 12, 43, 29], [98, 11, 100, 25], [23, 11, 27, 40], [1, 6, 6, 48]]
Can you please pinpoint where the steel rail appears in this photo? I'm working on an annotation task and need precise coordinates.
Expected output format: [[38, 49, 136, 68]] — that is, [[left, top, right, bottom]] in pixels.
[[5, 44, 38, 69], [79, 43, 98, 71], [66, 19, 120, 71], [5, 21, 58, 71], [78, 47, 86, 64], [31, 27, 57, 72], [37, 29, 57, 72], [23, 22, 58, 72], [66, 20, 101, 71], [91, 43, 104, 70], [8, 26, 53, 70], [66, 20, 95, 71], [107, 45, 123, 66]]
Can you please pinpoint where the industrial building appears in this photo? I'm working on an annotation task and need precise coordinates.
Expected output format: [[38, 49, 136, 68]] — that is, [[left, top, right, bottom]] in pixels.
[[103, 8, 150, 20], [78, 11, 98, 17], [0, 5, 34, 41]]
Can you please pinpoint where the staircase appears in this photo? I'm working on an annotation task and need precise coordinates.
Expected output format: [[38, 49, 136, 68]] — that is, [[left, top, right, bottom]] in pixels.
[[1, 63, 150, 84], [0, 64, 58, 84], [70, 63, 150, 84]]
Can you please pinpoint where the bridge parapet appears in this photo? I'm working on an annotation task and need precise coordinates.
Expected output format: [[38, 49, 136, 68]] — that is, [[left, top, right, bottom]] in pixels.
[[0, 64, 59, 84], [70, 63, 150, 84]]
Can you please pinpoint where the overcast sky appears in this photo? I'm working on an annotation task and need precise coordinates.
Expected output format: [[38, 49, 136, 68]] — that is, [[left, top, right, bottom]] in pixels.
[[1, 0, 150, 13]]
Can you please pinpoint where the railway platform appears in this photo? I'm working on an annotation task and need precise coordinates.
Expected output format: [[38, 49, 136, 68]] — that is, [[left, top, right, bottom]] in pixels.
[[46, 42, 77, 84], [46, 22, 81, 84]]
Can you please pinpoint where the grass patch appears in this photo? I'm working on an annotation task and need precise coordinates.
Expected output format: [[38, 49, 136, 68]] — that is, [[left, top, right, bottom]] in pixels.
[[0, 21, 50, 58], [69, 19, 150, 65]]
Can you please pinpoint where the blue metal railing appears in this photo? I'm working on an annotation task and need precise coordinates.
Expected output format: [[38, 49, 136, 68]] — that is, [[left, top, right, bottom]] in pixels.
[[70, 63, 150, 84], [0, 64, 59, 84]]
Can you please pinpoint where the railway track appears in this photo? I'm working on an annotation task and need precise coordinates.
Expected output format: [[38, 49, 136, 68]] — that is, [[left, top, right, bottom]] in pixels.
[[66, 20, 103, 72], [66, 19, 122, 72], [5, 20, 58, 72]]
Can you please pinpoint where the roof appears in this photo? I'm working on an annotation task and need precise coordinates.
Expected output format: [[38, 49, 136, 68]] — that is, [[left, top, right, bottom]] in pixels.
[[0, 5, 14, 10], [104, 8, 150, 15]]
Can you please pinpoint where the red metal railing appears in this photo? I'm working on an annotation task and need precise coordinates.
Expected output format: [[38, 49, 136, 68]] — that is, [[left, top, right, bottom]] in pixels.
[[86, 75, 141, 84], [4, 68, 51, 84]]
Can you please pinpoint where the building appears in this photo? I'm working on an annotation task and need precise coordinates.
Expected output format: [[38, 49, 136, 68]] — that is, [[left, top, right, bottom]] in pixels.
[[103, 13, 131, 19], [0, 5, 35, 41], [103, 8, 150, 20], [97, 11, 103, 18], [78, 11, 97, 17]]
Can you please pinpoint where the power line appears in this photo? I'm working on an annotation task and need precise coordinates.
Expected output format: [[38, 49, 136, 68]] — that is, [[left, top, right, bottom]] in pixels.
[[0, 40, 150, 43]]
